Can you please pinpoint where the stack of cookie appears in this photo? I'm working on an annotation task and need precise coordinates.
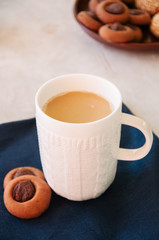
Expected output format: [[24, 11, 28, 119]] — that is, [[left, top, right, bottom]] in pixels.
[[77, 0, 159, 43], [3, 166, 52, 219]]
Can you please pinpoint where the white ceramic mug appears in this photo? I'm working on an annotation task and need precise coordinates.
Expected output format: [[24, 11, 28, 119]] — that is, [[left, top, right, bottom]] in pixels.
[[35, 74, 153, 201]]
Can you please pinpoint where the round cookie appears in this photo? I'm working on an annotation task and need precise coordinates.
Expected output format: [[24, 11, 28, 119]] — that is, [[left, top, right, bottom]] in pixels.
[[99, 22, 135, 42], [135, 0, 159, 15], [129, 9, 151, 25], [88, 0, 105, 14], [96, 0, 129, 24], [3, 175, 52, 219], [3, 166, 45, 189], [150, 13, 159, 38], [77, 11, 103, 31]]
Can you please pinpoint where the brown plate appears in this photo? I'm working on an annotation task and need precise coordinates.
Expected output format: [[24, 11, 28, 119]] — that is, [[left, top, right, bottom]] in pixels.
[[73, 0, 159, 50]]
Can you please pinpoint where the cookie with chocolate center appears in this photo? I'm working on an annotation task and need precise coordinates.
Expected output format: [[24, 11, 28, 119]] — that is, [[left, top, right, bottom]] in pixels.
[[96, 0, 129, 24], [99, 22, 135, 42], [3, 166, 45, 188], [3, 175, 52, 219], [129, 8, 151, 25]]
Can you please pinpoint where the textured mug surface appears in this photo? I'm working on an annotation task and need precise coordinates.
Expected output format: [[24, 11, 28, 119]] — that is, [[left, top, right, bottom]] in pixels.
[[35, 74, 152, 201]]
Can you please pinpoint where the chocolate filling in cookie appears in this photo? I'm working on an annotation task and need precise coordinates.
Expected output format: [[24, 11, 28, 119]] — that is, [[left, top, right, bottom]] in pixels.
[[109, 22, 126, 30], [105, 3, 125, 14], [13, 168, 35, 179], [12, 180, 35, 202], [87, 11, 99, 20], [130, 9, 144, 15]]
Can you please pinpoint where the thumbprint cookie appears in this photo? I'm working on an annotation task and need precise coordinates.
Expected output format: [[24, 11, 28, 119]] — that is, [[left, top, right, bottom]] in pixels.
[[77, 11, 103, 31], [3, 175, 52, 219], [129, 9, 151, 25], [3, 166, 45, 189], [99, 22, 135, 42], [96, 0, 129, 24]]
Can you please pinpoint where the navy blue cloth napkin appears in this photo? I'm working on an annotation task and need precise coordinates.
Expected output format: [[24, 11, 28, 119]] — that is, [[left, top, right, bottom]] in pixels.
[[0, 104, 159, 240]]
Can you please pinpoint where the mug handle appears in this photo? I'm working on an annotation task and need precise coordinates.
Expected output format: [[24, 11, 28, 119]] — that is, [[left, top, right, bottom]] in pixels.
[[118, 113, 153, 161]]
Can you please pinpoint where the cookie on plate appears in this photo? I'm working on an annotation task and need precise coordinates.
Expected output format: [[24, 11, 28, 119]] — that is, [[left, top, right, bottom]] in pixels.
[[150, 13, 159, 38], [135, 0, 159, 15], [77, 11, 103, 30], [96, 0, 129, 24], [99, 22, 135, 42], [129, 9, 151, 25]]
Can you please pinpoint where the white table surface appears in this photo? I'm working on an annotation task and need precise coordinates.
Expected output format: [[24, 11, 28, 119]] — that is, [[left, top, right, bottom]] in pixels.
[[0, 0, 159, 137]]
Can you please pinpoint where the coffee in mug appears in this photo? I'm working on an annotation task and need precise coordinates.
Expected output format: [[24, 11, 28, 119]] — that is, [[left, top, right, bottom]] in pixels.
[[42, 91, 112, 123]]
